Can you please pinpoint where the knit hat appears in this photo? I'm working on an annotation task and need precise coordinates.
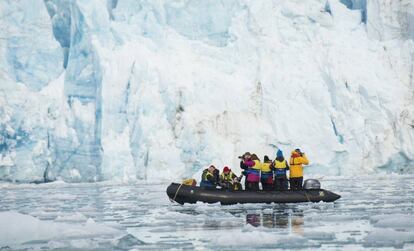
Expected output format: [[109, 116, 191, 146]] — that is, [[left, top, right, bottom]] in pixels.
[[276, 149, 283, 158], [223, 166, 231, 173]]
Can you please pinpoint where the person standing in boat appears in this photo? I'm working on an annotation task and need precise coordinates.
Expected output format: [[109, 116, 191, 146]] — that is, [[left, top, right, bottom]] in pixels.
[[244, 154, 261, 191], [239, 152, 251, 189], [260, 155, 274, 191], [271, 149, 289, 191], [200, 165, 219, 189], [289, 149, 309, 190]]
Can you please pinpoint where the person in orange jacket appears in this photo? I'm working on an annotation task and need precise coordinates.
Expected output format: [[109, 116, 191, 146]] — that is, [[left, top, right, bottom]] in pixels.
[[289, 149, 309, 190]]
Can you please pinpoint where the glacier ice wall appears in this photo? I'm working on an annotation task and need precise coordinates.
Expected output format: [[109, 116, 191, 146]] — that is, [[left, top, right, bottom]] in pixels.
[[45, 0, 104, 182], [0, 0, 413, 182]]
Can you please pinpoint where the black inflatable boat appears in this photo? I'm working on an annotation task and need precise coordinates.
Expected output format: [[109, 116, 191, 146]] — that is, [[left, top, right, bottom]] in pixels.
[[166, 182, 341, 205]]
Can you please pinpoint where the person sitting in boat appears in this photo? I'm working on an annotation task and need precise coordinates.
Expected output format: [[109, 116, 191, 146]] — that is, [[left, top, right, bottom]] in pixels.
[[232, 177, 242, 191], [244, 154, 261, 191], [260, 155, 273, 191], [289, 149, 309, 190], [271, 149, 289, 191], [200, 165, 219, 189], [219, 166, 242, 191]]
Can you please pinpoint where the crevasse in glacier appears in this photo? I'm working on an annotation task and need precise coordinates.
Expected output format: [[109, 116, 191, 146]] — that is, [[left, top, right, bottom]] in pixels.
[[0, 0, 413, 182], [44, 0, 103, 182]]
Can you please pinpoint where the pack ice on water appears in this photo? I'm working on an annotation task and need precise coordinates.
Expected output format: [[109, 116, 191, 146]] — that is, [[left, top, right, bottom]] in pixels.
[[0, 0, 414, 182]]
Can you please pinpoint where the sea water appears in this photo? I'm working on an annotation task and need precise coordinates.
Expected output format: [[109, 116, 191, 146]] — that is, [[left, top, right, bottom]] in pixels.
[[0, 174, 413, 250]]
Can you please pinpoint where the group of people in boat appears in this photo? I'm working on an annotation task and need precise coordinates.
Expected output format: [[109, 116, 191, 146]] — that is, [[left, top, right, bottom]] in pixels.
[[200, 149, 309, 191]]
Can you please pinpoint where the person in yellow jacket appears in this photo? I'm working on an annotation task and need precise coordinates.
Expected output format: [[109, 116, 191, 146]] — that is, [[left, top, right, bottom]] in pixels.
[[260, 155, 273, 191], [219, 166, 242, 190], [271, 149, 289, 191], [200, 165, 219, 188], [289, 149, 309, 190]]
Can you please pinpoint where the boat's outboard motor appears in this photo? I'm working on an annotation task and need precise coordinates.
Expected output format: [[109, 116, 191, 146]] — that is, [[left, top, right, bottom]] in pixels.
[[303, 179, 321, 190]]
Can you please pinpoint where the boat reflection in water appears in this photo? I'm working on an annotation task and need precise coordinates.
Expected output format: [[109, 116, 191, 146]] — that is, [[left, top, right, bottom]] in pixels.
[[246, 208, 304, 234]]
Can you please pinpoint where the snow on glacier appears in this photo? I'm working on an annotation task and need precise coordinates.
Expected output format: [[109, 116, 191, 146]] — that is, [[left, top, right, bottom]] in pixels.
[[0, 0, 414, 182]]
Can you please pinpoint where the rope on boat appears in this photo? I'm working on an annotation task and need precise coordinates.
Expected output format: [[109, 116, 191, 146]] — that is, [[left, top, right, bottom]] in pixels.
[[171, 183, 184, 203], [304, 191, 311, 202]]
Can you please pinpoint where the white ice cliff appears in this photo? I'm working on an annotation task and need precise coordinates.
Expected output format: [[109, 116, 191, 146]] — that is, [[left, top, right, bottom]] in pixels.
[[0, 0, 413, 182]]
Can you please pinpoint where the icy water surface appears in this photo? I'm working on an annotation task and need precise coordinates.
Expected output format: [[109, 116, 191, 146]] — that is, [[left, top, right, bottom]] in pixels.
[[1, 175, 414, 250]]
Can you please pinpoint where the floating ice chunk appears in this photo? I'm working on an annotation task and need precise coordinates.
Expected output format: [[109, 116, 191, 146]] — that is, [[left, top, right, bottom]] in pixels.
[[308, 215, 360, 222], [0, 211, 121, 246], [69, 239, 100, 249], [363, 228, 414, 248], [275, 236, 321, 249], [370, 214, 414, 230], [55, 212, 87, 222], [115, 234, 145, 250], [303, 231, 335, 240]]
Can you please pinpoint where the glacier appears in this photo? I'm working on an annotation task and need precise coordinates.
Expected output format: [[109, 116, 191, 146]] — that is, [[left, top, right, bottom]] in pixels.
[[0, 0, 413, 182]]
